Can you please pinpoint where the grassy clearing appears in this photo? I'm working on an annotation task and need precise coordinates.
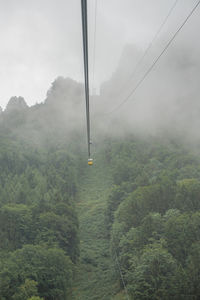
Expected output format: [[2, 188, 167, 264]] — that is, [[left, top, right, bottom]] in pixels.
[[72, 155, 118, 299]]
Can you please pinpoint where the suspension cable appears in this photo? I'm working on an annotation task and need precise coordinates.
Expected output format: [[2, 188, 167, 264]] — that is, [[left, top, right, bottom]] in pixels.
[[113, 247, 130, 300], [117, 0, 179, 97], [81, 0, 91, 158], [107, 0, 200, 115], [92, 0, 98, 94]]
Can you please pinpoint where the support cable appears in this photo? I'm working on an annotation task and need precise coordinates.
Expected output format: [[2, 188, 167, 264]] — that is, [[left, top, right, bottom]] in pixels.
[[113, 247, 130, 300], [92, 0, 98, 94], [81, 0, 91, 158], [118, 0, 179, 93], [106, 0, 200, 115]]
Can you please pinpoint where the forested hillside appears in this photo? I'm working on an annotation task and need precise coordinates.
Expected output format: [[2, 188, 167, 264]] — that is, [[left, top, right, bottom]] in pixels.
[[0, 136, 80, 300], [105, 136, 200, 299], [1, 77, 200, 299], [0, 79, 84, 300]]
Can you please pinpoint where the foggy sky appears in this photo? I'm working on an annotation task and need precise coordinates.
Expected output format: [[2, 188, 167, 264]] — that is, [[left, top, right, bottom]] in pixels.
[[0, 0, 199, 108]]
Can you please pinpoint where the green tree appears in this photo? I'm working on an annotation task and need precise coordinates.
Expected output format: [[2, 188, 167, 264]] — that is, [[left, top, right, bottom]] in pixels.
[[0, 204, 32, 250], [36, 211, 79, 262], [164, 212, 200, 264], [12, 279, 38, 300], [128, 243, 178, 300], [175, 178, 200, 211], [185, 242, 200, 298], [0, 245, 73, 300], [28, 297, 44, 300]]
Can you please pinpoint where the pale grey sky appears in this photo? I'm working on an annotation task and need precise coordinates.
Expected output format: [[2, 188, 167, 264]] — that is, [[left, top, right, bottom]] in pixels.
[[0, 0, 199, 108]]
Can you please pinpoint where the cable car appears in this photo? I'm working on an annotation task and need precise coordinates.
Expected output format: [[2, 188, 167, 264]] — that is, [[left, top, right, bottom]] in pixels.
[[88, 158, 93, 166]]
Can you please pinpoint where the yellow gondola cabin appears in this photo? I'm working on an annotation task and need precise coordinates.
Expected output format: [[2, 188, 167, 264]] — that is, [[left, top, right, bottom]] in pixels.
[[88, 158, 93, 166]]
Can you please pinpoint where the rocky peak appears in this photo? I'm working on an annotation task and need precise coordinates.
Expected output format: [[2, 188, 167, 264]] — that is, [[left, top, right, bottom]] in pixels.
[[5, 96, 28, 112]]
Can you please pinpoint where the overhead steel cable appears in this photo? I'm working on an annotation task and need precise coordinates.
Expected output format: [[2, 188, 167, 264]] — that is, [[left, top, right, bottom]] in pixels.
[[117, 0, 179, 96], [81, 0, 91, 158], [147, 0, 179, 49], [113, 247, 130, 300], [107, 0, 200, 115], [92, 0, 98, 93]]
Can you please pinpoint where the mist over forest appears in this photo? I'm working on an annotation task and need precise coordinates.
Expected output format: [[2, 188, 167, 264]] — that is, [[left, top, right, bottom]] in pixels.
[[1, 1, 200, 299], [2, 37, 200, 147]]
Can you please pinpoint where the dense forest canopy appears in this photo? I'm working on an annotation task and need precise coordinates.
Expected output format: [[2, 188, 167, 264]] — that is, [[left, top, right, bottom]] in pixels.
[[105, 137, 200, 299], [1, 72, 200, 299], [0, 136, 79, 299]]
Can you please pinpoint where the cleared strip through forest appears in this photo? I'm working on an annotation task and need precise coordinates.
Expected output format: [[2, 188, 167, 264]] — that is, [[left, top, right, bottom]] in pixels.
[[72, 154, 119, 300]]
